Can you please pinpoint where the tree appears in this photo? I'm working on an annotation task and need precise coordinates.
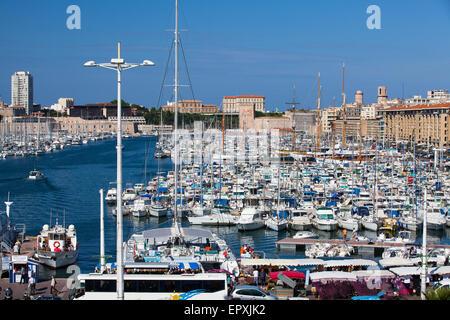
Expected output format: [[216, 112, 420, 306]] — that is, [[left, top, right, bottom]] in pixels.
[[425, 287, 450, 300]]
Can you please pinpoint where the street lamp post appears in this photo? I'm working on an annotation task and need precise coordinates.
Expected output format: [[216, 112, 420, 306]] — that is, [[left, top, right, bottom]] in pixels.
[[84, 43, 154, 300]]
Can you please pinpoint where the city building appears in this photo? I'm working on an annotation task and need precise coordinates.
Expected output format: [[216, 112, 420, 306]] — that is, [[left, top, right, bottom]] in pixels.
[[11, 71, 33, 115], [50, 98, 74, 114], [284, 109, 316, 134], [68, 103, 133, 119], [223, 95, 265, 113], [382, 102, 450, 148], [239, 103, 291, 132], [161, 100, 220, 114], [405, 89, 450, 106]]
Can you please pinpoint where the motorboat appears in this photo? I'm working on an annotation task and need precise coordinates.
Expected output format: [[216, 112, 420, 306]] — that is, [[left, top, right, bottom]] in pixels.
[[122, 188, 138, 202], [237, 207, 265, 231], [293, 231, 318, 239], [361, 215, 379, 232], [34, 222, 78, 269], [311, 207, 338, 231], [289, 209, 312, 231], [28, 170, 45, 180], [149, 201, 168, 218], [425, 207, 447, 230], [105, 188, 117, 205], [398, 214, 422, 232], [131, 198, 150, 217]]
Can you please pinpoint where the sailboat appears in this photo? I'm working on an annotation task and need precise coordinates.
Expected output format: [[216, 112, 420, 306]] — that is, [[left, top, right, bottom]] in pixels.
[[265, 165, 288, 231]]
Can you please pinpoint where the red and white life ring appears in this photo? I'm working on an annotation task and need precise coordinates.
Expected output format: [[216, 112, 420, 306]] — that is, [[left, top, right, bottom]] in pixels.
[[54, 241, 61, 248]]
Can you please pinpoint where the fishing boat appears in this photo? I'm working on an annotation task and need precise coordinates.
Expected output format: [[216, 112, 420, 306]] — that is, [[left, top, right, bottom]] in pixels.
[[34, 221, 78, 269], [237, 207, 265, 231]]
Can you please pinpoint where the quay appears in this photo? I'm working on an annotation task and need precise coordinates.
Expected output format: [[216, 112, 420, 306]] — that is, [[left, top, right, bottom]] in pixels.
[[276, 238, 450, 256]]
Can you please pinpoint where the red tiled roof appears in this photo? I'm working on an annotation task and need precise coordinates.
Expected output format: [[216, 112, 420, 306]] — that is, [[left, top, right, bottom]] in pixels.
[[383, 102, 450, 111]]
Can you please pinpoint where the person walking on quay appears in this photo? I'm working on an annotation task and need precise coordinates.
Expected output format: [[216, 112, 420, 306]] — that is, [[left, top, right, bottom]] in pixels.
[[50, 275, 58, 297], [28, 274, 36, 296], [343, 229, 347, 242]]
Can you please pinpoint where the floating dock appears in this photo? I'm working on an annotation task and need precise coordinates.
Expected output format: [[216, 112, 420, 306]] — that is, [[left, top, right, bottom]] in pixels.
[[276, 238, 450, 257]]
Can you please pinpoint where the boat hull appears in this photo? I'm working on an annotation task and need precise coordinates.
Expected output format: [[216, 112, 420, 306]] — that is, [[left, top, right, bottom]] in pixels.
[[36, 250, 78, 269]]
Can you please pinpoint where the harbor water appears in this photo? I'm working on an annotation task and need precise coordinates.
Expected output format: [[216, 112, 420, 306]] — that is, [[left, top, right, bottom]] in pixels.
[[1, 136, 449, 277]]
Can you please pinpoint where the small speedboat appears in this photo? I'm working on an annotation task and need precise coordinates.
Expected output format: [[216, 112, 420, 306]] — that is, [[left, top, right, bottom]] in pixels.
[[293, 231, 319, 239], [28, 170, 45, 180]]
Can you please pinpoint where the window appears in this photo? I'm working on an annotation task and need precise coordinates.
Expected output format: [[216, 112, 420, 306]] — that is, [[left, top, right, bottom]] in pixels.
[[85, 280, 116, 292]]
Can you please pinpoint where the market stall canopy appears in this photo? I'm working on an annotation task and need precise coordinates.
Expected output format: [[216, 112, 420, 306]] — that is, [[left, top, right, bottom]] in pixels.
[[240, 258, 324, 267], [352, 270, 395, 279], [270, 271, 305, 280], [324, 259, 378, 268], [309, 271, 357, 282]]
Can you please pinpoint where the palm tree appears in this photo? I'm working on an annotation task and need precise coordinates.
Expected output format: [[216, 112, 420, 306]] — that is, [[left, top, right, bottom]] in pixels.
[[425, 287, 450, 300]]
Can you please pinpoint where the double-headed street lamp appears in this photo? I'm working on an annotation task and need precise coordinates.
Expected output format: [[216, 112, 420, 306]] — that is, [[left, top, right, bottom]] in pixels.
[[84, 42, 155, 300]]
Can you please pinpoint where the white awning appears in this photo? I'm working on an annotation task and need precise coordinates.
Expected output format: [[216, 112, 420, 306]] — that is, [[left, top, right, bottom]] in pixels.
[[240, 258, 324, 267], [430, 266, 450, 276], [379, 257, 420, 268], [310, 271, 357, 282], [389, 266, 426, 277], [352, 270, 395, 279], [324, 259, 378, 268]]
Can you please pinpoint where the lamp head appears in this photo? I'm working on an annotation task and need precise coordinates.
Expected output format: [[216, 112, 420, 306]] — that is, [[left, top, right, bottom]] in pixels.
[[142, 60, 155, 66], [84, 61, 97, 67]]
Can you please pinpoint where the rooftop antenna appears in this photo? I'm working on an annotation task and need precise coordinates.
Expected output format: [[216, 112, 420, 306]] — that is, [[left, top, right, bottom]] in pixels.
[[286, 84, 300, 151]]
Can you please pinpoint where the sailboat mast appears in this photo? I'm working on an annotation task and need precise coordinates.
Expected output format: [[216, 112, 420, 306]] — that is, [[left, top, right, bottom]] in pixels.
[[316, 73, 321, 155], [342, 63, 346, 148], [173, 0, 180, 232]]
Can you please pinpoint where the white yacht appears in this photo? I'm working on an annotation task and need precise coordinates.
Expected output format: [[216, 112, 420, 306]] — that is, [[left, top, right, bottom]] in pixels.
[[149, 201, 168, 218], [426, 207, 447, 230], [188, 206, 238, 226], [122, 188, 138, 202], [311, 207, 338, 231], [131, 198, 150, 217], [361, 215, 379, 232], [237, 207, 265, 231], [289, 209, 312, 230], [105, 188, 117, 205]]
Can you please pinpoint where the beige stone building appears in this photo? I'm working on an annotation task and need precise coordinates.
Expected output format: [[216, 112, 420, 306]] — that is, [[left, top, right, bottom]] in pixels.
[[239, 103, 291, 132], [161, 100, 220, 114], [223, 95, 265, 113], [382, 102, 450, 147]]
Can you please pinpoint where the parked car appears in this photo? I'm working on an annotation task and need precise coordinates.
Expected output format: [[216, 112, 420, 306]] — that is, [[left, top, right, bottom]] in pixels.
[[230, 285, 277, 300]]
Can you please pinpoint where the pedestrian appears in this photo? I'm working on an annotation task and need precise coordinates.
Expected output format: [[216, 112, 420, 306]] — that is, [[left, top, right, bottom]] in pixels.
[[19, 268, 25, 284], [253, 268, 259, 286], [50, 275, 57, 296], [343, 229, 347, 241], [28, 274, 36, 295], [13, 243, 20, 255], [259, 269, 266, 287]]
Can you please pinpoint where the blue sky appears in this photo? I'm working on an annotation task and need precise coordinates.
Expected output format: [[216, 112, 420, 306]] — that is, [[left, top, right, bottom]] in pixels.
[[0, 0, 449, 111]]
